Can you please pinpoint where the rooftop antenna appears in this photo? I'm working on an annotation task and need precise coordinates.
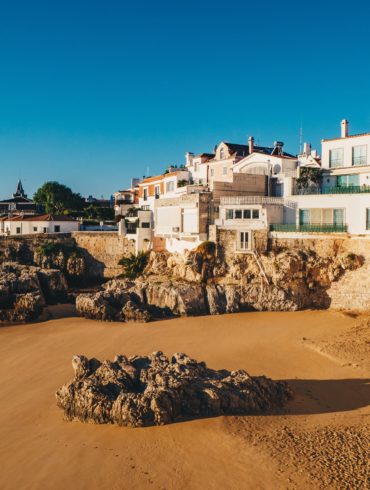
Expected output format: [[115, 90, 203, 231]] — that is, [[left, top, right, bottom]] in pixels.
[[299, 123, 303, 154]]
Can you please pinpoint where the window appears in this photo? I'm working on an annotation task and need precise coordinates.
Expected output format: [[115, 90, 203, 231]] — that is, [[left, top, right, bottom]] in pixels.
[[210, 168, 215, 177], [154, 185, 160, 199], [234, 210, 242, 219], [33, 227, 37, 232], [143, 188, 148, 201], [166, 181, 175, 192], [352, 145, 367, 166], [141, 222, 150, 228], [220, 148, 225, 160], [299, 208, 345, 226], [252, 209, 259, 219], [329, 148, 344, 168], [366, 209, 370, 230], [243, 209, 251, 219], [16, 227, 21, 234], [54, 225, 60, 233], [226, 209, 234, 219], [194, 162, 198, 172], [239, 231, 249, 250], [222, 167, 227, 175], [337, 175, 359, 187]]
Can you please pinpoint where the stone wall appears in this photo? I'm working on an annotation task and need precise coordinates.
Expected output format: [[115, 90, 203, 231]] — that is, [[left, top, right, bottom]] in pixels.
[[72, 232, 135, 278], [269, 236, 370, 311], [214, 228, 269, 255]]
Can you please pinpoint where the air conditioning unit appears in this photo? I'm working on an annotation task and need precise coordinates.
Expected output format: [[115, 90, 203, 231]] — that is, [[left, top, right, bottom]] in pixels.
[[172, 227, 180, 232]]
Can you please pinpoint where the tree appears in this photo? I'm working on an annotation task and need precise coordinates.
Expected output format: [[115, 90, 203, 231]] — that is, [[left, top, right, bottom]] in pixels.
[[33, 182, 85, 214], [296, 168, 322, 191]]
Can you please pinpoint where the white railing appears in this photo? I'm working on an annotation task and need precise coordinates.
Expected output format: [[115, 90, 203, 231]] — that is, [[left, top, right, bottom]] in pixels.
[[220, 196, 297, 208]]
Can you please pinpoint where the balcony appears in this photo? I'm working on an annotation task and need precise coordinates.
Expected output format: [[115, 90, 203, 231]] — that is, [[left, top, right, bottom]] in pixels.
[[295, 185, 370, 195], [270, 223, 348, 233]]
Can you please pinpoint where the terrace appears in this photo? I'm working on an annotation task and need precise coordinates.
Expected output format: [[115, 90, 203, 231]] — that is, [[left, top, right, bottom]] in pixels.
[[270, 223, 348, 233]]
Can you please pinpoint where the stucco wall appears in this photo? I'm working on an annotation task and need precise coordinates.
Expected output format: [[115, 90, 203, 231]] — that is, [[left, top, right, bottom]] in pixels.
[[287, 193, 370, 234]]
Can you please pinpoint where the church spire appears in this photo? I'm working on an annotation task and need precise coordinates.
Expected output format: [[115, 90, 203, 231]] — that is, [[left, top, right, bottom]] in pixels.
[[13, 179, 27, 199]]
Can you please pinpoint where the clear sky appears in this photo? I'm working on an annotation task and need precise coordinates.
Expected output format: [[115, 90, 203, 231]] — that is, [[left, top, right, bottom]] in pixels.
[[1, 0, 370, 199]]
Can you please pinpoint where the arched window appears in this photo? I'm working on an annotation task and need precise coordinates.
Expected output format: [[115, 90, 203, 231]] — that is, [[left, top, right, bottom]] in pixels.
[[220, 148, 225, 160]]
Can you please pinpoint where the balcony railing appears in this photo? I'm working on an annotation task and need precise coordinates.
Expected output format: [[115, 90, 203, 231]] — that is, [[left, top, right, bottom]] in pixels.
[[295, 185, 370, 195], [270, 223, 348, 233]]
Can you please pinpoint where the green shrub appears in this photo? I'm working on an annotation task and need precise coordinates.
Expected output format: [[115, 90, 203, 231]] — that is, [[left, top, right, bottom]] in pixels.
[[36, 242, 61, 257], [118, 251, 148, 279], [196, 241, 216, 256]]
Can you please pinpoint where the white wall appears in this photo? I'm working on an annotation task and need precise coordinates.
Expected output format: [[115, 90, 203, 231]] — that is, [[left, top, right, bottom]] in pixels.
[[289, 194, 370, 234], [321, 133, 370, 170], [3, 220, 79, 236], [164, 236, 201, 254]]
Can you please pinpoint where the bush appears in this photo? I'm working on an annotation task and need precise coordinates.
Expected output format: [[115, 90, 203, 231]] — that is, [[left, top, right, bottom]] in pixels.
[[118, 252, 148, 279], [36, 242, 61, 257], [196, 241, 216, 256]]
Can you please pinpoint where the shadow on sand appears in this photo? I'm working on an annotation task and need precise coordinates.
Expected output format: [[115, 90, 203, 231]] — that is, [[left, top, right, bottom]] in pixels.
[[282, 378, 370, 416]]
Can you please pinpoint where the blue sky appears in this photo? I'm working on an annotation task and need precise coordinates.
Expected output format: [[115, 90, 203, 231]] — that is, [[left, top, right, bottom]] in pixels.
[[1, 0, 370, 199]]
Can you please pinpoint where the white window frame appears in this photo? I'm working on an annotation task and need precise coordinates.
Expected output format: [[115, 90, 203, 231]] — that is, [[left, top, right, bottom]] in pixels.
[[237, 231, 250, 251], [329, 148, 344, 168], [352, 145, 367, 166]]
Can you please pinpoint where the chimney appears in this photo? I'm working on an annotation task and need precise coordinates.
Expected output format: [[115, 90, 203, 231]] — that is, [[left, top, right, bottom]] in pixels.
[[303, 142, 311, 156], [248, 136, 254, 154], [341, 119, 349, 138], [185, 152, 194, 166]]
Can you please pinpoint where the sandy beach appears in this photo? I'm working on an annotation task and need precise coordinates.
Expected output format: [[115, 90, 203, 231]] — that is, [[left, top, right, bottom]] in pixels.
[[0, 309, 368, 490]]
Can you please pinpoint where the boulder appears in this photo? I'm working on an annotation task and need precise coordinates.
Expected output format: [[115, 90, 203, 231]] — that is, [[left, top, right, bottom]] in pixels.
[[122, 300, 152, 323], [0, 262, 68, 323], [56, 352, 292, 427]]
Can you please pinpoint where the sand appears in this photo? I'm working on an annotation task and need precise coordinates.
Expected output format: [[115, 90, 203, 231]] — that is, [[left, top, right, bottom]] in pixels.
[[0, 309, 368, 490]]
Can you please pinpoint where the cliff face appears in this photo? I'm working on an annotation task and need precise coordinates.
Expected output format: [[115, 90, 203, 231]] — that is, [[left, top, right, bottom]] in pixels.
[[75, 245, 364, 322]]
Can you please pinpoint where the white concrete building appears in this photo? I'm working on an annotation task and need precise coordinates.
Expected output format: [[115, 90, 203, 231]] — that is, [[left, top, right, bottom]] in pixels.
[[0, 214, 79, 236], [154, 193, 211, 253], [283, 120, 370, 235], [185, 152, 214, 185], [118, 209, 152, 253], [321, 119, 370, 191]]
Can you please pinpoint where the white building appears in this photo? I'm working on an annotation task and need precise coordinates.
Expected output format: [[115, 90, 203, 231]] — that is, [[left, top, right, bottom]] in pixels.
[[118, 209, 152, 253], [321, 119, 370, 191], [154, 192, 211, 253], [0, 214, 79, 236], [215, 196, 286, 251], [185, 152, 214, 185], [284, 120, 370, 235]]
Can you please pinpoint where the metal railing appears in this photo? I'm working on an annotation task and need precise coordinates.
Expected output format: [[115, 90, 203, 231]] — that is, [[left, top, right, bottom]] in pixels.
[[270, 223, 348, 233], [295, 185, 370, 195]]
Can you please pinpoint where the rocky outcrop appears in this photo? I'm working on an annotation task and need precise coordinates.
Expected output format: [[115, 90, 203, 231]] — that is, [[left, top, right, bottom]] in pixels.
[[75, 278, 299, 322], [0, 262, 68, 323], [56, 352, 292, 427]]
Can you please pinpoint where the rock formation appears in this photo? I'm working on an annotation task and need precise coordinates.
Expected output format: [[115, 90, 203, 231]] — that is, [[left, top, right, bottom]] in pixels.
[[75, 247, 363, 322], [0, 262, 68, 323], [56, 352, 292, 427]]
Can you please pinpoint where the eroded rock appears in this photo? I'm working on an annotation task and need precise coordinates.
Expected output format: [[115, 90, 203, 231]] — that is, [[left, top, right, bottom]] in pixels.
[[56, 352, 292, 427]]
